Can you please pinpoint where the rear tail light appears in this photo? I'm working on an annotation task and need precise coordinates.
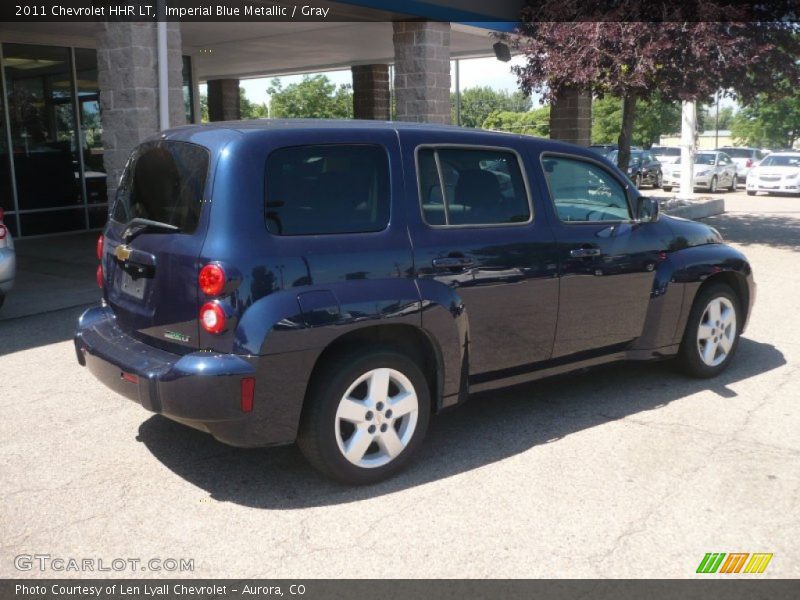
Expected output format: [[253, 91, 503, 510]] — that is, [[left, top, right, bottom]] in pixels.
[[96, 265, 104, 288], [240, 377, 255, 413], [199, 263, 226, 296], [746, 158, 754, 168], [0, 207, 5, 221], [96, 234, 104, 260], [0, 224, 6, 240], [200, 302, 226, 334], [121, 372, 139, 384]]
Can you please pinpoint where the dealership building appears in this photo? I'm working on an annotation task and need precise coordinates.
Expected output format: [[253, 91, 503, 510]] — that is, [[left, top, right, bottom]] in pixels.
[[0, 0, 590, 239]]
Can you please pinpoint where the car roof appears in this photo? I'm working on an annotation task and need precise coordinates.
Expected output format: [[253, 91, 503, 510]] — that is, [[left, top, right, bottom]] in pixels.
[[156, 118, 602, 157], [765, 151, 800, 156]]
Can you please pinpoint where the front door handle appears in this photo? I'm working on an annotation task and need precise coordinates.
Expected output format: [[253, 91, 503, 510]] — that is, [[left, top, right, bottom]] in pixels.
[[570, 247, 602, 258], [432, 256, 474, 269]]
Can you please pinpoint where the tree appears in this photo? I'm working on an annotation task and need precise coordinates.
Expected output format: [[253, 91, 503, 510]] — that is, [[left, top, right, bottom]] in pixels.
[[507, 2, 800, 170], [732, 95, 800, 149], [481, 106, 550, 137], [239, 88, 268, 120], [592, 93, 681, 147], [452, 86, 532, 128], [268, 75, 352, 119]]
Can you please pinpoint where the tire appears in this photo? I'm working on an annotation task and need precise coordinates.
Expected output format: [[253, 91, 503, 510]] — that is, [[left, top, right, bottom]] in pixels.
[[747, 191, 756, 196], [0, 292, 4, 309], [655, 171, 663, 189], [709, 176, 718, 193], [728, 175, 737, 192], [677, 283, 742, 378], [662, 186, 672, 192], [635, 173, 643, 188], [297, 347, 431, 485]]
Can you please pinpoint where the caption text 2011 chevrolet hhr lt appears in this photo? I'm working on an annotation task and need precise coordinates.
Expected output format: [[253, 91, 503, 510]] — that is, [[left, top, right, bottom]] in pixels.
[[74, 120, 755, 484]]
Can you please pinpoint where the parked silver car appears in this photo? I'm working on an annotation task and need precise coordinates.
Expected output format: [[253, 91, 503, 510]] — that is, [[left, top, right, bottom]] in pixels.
[[662, 151, 738, 193], [716, 147, 767, 184], [0, 208, 16, 309]]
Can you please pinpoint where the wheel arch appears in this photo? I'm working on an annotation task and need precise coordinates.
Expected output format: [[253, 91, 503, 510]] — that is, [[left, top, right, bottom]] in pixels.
[[303, 323, 445, 416]]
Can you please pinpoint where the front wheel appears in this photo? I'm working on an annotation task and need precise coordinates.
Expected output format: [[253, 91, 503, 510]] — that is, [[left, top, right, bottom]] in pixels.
[[655, 171, 663, 189], [747, 190, 756, 196], [298, 348, 431, 484], [677, 283, 741, 378], [709, 176, 718, 193], [634, 173, 643, 188], [662, 186, 673, 192]]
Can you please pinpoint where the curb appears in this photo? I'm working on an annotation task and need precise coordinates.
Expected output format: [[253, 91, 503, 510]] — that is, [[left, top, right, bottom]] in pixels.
[[661, 197, 725, 220]]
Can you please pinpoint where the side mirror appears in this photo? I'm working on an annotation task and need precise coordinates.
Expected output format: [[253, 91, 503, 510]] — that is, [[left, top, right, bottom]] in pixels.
[[636, 196, 660, 222]]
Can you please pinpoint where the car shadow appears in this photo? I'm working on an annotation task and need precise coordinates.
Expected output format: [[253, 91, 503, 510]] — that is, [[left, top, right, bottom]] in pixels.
[[136, 337, 785, 508], [707, 211, 800, 252]]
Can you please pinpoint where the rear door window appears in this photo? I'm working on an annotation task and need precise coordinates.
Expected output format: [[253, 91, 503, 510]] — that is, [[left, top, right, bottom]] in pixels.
[[264, 144, 390, 236], [112, 141, 209, 233], [416, 146, 531, 226]]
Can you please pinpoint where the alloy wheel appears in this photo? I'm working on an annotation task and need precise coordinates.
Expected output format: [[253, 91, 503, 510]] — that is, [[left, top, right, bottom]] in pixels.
[[696, 296, 737, 367], [710, 176, 718, 193], [334, 367, 419, 469]]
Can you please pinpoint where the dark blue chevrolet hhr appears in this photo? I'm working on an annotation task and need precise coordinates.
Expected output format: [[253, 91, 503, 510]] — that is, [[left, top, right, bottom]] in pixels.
[[75, 120, 755, 484]]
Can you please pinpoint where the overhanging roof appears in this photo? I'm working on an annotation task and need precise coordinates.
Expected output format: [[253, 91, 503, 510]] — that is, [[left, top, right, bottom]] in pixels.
[[0, 1, 520, 81]]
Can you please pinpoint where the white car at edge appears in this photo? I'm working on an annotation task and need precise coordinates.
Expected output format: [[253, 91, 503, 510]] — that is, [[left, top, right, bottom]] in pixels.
[[746, 151, 800, 196]]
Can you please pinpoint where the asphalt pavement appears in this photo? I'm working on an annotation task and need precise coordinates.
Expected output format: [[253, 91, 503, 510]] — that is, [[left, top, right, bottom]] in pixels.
[[1, 190, 798, 578]]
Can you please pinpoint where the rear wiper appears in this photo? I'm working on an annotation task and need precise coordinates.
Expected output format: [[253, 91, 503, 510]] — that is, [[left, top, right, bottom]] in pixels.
[[122, 218, 180, 242]]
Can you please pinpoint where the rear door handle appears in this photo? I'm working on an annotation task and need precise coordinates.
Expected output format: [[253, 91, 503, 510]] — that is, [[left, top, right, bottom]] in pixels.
[[432, 256, 474, 269], [570, 247, 602, 258]]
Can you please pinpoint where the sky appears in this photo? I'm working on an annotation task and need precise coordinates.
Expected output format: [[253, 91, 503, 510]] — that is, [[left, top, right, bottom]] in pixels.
[[218, 55, 532, 106]]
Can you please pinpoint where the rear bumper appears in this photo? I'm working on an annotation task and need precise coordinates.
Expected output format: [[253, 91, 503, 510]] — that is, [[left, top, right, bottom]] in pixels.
[[74, 305, 282, 447]]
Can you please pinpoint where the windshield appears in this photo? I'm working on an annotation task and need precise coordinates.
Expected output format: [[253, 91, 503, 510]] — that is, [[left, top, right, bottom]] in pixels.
[[695, 154, 716, 166], [759, 155, 800, 167], [111, 141, 210, 233]]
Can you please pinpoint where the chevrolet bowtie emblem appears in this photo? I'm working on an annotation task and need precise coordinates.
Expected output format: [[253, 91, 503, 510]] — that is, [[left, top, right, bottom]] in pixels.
[[115, 244, 132, 261]]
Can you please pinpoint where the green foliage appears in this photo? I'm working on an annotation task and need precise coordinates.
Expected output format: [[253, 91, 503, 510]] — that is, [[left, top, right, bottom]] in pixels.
[[239, 88, 268, 120], [481, 106, 550, 137], [199, 93, 208, 123], [453, 86, 532, 128], [731, 95, 800, 148], [268, 75, 352, 119], [591, 94, 681, 147]]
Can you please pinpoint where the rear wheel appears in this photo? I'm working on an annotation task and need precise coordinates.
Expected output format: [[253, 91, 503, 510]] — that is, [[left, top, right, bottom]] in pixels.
[[728, 175, 737, 192], [298, 348, 431, 484], [677, 283, 741, 378], [662, 186, 673, 192], [747, 190, 756, 196]]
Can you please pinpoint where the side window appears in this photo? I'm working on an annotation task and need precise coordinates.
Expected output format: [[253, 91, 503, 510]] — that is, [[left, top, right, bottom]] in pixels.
[[542, 156, 632, 223], [417, 147, 531, 226], [264, 144, 390, 236]]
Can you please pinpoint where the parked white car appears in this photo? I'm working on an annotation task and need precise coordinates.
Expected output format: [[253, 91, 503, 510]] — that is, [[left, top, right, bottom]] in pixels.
[[0, 208, 16, 309], [662, 151, 738, 193], [746, 152, 800, 196], [716, 147, 768, 184], [650, 145, 681, 165]]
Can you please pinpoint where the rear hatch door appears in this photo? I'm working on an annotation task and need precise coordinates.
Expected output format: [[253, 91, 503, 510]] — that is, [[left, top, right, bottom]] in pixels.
[[102, 140, 211, 351]]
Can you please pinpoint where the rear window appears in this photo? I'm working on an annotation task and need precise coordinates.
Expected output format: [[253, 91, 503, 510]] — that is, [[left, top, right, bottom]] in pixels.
[[719, 148, 753, 158], [112, 141, 209, 233], [264, 144, 390, 236], [652, 147, 680, 157]]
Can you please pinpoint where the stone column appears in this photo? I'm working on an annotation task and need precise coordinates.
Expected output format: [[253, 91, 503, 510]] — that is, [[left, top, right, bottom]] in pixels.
[[351, 64, 390, 120], [549, 88, 592, 147], [207, 79, 240, 122], [392, 21, 451, 124], [97, 22, 185, 202]]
